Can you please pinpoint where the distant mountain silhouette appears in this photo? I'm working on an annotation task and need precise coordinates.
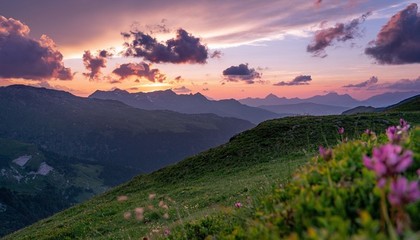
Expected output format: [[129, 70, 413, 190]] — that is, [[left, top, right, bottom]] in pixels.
[[239, 91, 420, 108], [361, 91, 420, 107], [89, 89, 280, 124], [259, 102, 349, 116]]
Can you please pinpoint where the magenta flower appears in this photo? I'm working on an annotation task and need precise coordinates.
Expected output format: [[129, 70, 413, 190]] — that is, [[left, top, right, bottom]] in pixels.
[[417, 169, 420, 177], [386, 126, 402, 144], [399, 118, 410, 131], [164, 229, 171, 236], [234, 202, 242, 208], [386, 119, 410, 144], [338, 127, 344, 135], [388, 177, 420, 206], [319, 146, 333, 161], [363, 144, 413, 182]]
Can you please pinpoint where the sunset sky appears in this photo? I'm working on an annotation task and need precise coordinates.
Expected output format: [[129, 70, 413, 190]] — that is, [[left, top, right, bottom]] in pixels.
[[1, 0, 420, 100]]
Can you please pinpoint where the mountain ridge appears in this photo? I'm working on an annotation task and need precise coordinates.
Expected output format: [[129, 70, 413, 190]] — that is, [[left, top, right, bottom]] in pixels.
[[89, 88, 280, 124], [239, 91, 420, 108]]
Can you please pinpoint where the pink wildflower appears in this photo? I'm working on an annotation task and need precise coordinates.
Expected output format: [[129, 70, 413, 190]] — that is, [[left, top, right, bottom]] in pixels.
[[319, 146, 332, 161], [164, 229, 171, 236], [388, 177, 420, 206], [338, 127, 344, 135], [399, 118, 410, 131], [234, 202, 242, 208], [386, 119, 410, 144], [363, 144, 413, 185]]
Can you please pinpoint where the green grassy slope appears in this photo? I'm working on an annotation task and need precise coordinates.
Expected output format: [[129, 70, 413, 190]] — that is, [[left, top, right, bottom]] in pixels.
[[4, 111, 420, 240]]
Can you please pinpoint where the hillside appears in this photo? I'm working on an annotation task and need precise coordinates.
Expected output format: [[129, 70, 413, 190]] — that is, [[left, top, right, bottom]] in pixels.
[[386, 94, 420, 112], [89, 89, 280, 124], [343, 94, 420, 115], [5, 111, 420, 239]]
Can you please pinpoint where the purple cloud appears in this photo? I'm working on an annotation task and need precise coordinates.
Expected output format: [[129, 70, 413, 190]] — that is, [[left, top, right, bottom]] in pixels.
[[307, 12, 371, 57], [122, 28, 217, 64], [365, 3, 420, 64], [222, 63, 262, 84], [274, 75, 312, 86], [343, 76, 378, 88], [0, 16, 73, 80], [112, 62, 166, 82], [366, 77, 420, 91], [82, 50, 113, 80], [172, 86, 191, 93]]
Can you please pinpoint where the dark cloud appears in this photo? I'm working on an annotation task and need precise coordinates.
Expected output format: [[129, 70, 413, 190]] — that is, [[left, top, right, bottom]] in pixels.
[[175, 76, 183, 82], [307, 12, 371, 57], [169, 76, 184, 85], [365, 3, 420, 64], [112, 62, 166, 82], [210, 50, 222, 59], [144, 19, 171, 35], [122, 28, 210, 64], [274, 75, 312, 86], [343, 76, 378, 88], [82, 50, 113, 80], [172, 86, 191, 93], [222, 63, 262, 84], [0, 16, 73, 80]]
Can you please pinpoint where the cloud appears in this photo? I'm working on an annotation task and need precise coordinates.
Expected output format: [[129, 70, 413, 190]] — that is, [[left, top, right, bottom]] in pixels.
[[274, 75, 312, 86], [365, 3, 420, 64], [210, 50, 222, 59], [169, 75, 184, 84], [0, 16, 73, 80], [82, 49, 113, 80], [30, 81, 78, 93], [307, 12, 371, 57], [202, 88, 209, 91], [112, 62, 166, 82], [172, 86, 191, 93], [343, 76, 378, 88], [222, 63, 262, 84], [367, 78, 420, 91], [122, 28, 213, 64]]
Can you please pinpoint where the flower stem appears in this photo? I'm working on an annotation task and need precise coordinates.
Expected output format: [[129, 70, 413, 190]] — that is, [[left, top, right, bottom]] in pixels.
[[380, 188, 398, 240]]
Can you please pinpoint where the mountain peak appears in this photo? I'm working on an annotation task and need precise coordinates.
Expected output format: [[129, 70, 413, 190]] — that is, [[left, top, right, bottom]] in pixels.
[[110, 88, 129, 94], [265, 93, 279, 100]]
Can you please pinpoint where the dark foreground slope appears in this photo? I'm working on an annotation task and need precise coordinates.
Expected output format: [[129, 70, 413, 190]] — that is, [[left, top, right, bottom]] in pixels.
[[0, 138, 110, 236], [5, 110, 420, 239], [343, 94, 420, 115]]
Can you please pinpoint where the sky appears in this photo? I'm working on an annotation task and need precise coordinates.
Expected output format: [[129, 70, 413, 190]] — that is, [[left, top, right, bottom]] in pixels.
[[1, 0, 420, 100]]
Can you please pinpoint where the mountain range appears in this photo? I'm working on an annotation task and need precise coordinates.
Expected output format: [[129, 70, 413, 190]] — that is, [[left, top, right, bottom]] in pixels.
[[4, 94, 419, 239], [239, 91, 420, 108], [90, 89, 420, 118], [89, 89, 280, 124]]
